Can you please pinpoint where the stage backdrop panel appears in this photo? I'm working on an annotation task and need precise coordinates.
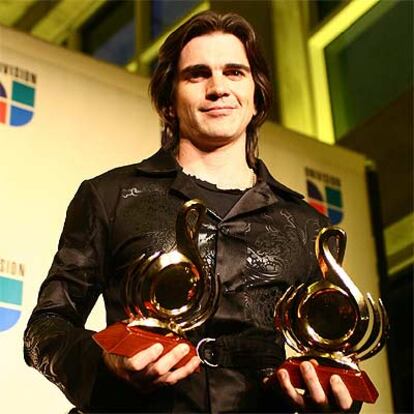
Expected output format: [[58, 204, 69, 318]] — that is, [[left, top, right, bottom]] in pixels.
[[0, 25, 159, 414], [260, 122, 393, 413], [0, 25, 392, 413]]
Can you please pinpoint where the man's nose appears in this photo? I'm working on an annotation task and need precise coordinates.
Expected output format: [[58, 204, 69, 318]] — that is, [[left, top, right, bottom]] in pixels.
[[206, 74, 229, 99]]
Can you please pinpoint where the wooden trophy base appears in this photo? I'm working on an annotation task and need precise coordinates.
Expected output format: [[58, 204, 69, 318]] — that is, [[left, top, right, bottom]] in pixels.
[[93, 322, 197, 369], [269, 358, 378, 403]]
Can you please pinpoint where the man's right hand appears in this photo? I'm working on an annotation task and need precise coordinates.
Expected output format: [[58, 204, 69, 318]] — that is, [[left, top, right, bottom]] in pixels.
[[102, 343, 201, 392]]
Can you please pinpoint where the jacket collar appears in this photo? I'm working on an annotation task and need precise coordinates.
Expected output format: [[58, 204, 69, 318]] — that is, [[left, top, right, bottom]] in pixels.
[[135, 148, 304, 199], [135, 148, 179, 175]]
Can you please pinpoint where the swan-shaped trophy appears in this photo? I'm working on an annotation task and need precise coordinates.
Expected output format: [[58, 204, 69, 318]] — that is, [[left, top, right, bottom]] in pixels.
[[94, 199, 219, 367], [270, 227, 389, 403]]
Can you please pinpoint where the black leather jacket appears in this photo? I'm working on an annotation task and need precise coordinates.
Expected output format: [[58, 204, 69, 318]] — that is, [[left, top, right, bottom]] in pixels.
[[24, 149, 329, 413]]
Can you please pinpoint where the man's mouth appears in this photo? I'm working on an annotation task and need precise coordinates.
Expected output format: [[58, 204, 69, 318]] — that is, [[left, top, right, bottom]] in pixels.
[[200, 106, 236, 115]]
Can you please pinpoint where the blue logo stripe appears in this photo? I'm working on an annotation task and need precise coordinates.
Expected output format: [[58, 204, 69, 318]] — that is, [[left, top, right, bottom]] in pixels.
[[10, 105, 33, 126], [328, 207, 343, 225], [12, 81, 35, 107], [0, 81, 7, 98], [0, 275, 23, 305], [325, 186, 343, 208], [0, 307, 21, 332], [306, 180, 323, 201]]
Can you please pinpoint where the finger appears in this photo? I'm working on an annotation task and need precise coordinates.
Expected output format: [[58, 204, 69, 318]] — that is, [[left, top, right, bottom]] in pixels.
[[309, 358, 319, 368], [277, 368, 305, 408], [300, 361, 328, 406], [155, 356, 201, 386], [125, 343, 164, 371], [146, 343, 190, 377], [330, 375, 353, 411]]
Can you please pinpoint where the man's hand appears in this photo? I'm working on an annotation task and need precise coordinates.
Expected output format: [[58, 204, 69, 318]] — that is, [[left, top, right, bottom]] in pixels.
[[103, 342, 201, 393], [276, 360, 353, 412]]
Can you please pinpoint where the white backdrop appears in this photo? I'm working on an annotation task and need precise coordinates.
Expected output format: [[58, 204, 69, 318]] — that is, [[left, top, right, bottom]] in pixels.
[[0, 25, 392, 413]]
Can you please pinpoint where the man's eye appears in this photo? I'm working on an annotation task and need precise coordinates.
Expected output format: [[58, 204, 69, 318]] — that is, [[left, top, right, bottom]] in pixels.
[[226, 69, 244, 78], [188, 71, 209, 81]]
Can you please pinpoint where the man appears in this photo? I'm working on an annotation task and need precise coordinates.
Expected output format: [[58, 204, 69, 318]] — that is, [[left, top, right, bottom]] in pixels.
[[24, 11, 355, 413]]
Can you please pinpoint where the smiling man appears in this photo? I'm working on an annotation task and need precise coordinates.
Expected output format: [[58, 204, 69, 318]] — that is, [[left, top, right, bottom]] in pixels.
[[24, 11, 356, 414], [175, 32, 258, 191]]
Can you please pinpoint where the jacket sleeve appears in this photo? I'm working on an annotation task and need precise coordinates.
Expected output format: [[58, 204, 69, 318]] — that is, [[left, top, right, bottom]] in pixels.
[[23, 180, 112, 409]]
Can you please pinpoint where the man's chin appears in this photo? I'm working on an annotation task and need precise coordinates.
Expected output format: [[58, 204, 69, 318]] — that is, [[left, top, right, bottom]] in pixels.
[[192, 137, 244, 153], [179, 128, 245, 148]]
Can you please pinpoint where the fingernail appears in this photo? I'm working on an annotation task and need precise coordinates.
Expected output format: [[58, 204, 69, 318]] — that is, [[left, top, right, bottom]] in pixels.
[[152, 343, 164, 354], [178, 343, 190, 355], [331, 375, 341, 385], [301, 361, 312, 372]]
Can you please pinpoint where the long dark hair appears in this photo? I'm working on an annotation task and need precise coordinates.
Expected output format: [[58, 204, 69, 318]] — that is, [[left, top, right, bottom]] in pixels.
[[149, 11, 272, 167]]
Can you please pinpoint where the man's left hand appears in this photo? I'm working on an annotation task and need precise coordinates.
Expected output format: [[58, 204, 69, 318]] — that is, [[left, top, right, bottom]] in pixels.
[[276, 360, 354, 412]]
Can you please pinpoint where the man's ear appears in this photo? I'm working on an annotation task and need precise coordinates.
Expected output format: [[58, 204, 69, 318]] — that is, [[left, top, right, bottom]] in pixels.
[[252, 104, 258, 117]]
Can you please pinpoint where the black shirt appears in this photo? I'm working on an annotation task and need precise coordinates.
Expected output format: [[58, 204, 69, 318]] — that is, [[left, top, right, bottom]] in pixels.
[[185, 173, 247, 218]]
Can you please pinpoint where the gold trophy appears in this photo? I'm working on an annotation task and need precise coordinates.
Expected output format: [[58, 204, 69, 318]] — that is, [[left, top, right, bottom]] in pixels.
[[270, 227, 389, 403], [93, 199, 219, 367]]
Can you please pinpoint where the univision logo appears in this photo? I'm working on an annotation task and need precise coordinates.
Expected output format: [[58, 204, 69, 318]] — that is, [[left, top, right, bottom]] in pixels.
[[0, 63, 37, 127], [0, 258, 25, 332], [305, 167, 343, 225]]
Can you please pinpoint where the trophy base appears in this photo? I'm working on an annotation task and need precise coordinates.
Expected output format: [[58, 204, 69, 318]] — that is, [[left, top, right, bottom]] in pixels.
[[93, 322, 197, 369], [269, 358, 378, 403]]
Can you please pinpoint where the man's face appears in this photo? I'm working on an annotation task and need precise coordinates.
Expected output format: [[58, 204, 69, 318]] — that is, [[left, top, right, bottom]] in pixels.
[[175, 32, 256, 150]]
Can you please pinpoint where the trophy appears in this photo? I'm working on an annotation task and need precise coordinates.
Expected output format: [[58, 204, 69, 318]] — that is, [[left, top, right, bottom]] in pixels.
[[269, 227, 389, 403], [93, 199, 219, 368]]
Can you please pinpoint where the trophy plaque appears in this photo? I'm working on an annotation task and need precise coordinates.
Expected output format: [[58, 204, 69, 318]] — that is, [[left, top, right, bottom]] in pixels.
[[93, 199, 219, 368], [269, 227, 389, 403]]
